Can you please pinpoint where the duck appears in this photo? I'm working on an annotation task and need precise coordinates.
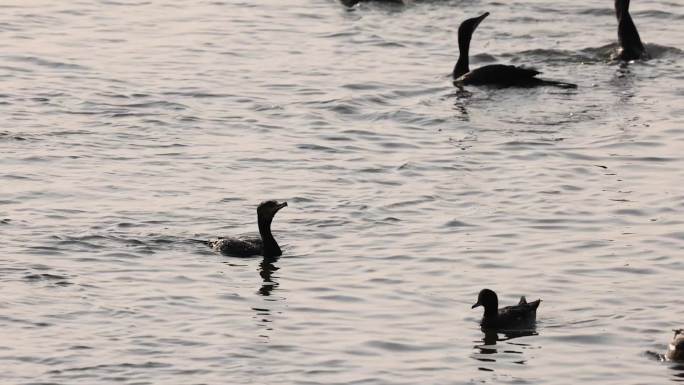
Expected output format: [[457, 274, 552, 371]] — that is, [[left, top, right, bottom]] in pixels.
[[666, 329, 684, 361], [210, 200, 287, 258], [453, 12, 577, 89], [471, 288, 541, 329]]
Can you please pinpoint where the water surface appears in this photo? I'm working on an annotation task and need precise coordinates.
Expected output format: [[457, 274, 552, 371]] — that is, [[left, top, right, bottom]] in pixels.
[[1, 0, 683, 384]]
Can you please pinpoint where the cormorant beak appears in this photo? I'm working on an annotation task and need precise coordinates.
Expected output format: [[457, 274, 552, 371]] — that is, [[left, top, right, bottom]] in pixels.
[[276, 202, 288, 211], [474, 12, 489, 28], [471, 301, 481, 309]]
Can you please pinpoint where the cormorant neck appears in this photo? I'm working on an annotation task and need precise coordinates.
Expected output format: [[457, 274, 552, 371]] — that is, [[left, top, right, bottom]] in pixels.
[[453, 28, 472, 79], [616, 0, 644, 59], [258, 215, 281, 257], [615, 0, 630, 18]]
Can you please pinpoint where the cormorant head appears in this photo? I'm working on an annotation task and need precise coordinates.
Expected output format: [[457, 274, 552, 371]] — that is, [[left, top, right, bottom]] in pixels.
[[472, 288, 498, 310], [458, 12, 489, 38], [669, 329, 684, 361], [257, 200, 288, 220], [674, 329, 684, 348]]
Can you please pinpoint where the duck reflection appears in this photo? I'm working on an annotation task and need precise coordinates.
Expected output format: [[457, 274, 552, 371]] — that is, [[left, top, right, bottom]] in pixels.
[[473, 329, 538, 367]]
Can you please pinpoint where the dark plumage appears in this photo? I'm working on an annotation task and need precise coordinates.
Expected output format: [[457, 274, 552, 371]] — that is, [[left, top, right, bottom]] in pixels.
[[341, 0, 404, 6], [210, 200, 287, 258], [666, 329, 684, 362], [453, 12, 576, 89], [471, 288, 541, 330], [614, 0, 648, 61]]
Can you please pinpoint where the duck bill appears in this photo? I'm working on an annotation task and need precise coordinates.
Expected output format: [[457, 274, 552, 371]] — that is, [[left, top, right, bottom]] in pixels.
[[471, 302, 481, 309]]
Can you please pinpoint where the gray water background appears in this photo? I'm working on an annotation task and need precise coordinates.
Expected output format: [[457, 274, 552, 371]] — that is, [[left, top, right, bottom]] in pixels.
[[1, 0, 684, 384]]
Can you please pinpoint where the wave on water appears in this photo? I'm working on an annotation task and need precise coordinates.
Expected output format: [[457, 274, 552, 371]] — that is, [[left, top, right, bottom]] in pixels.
[[491, 43, 683, 66], [454, 45, 679, 71], [580, 43, 684, 62], [5, 55, 88, 71]]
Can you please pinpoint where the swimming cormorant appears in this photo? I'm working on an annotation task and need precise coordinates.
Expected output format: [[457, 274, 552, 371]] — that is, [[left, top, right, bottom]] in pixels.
[[667, 329, 684, 361], [471, 288, 541, 329], [341, 0, 404, 6], [614, 0, 648, 61], [453, 12, 577, 89], [210, 200, 287, 258]]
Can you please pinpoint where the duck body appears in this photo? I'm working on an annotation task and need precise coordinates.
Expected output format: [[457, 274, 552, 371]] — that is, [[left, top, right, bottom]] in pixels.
[[666, 329, 684, 361], [472, 289, 541, 330], [614, 0, 648, 61], [210, 200, 287, 258], [453, 12, 576, 89]]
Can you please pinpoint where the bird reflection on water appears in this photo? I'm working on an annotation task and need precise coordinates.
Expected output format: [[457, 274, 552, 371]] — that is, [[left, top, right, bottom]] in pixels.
[[473, 329, 539, 369], [253, 256, 283, 340], [671, 363, 684, 383], [610, 65, 637, 106], [258, 256, 280, 297], [451, 90, 471, 121], [645, 352, 684, 382]]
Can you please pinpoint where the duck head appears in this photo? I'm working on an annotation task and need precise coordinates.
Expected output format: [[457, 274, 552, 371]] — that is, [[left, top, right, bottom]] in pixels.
[[472, 288, 499, 313]]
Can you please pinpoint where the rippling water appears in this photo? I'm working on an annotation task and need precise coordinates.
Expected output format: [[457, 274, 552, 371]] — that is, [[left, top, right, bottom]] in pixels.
[[1, 0, 683, 384]]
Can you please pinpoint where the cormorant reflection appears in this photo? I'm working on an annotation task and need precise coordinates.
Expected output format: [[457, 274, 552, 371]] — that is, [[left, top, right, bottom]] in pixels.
[[258, 256, 279, 296], [611, 64, 637, 106], [449, 88, 472, 121], [251, 256, 282, 340]]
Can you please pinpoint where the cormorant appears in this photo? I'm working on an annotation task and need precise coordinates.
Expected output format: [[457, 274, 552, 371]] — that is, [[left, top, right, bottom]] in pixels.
[[471, 288, 541, 329], [667, 329, 684, 361], [453, 12, 577, 89], [341, 0, 404, 6], [210, 200, 287, 258], [614, 0, 648, 61]]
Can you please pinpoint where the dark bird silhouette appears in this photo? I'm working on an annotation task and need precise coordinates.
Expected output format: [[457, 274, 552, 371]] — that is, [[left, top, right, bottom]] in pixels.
[[210, 200, 287, 258], [453, 12, 576, 89], [471, 288, 541, 330], [667, 329, 684, 362], [614, 0, 648, 61], [341, 0, 404, 6]]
